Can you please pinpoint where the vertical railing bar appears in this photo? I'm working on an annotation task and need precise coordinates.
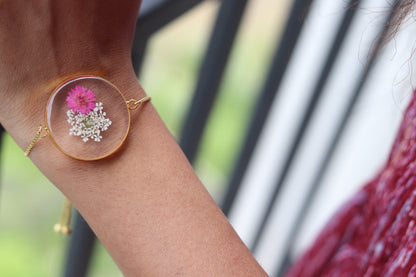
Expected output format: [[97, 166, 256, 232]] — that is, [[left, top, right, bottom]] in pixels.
[[132, 0, 206, 75], [0, 125, 5, 214], [250, 0, 360, 253], [221, 0, 315, 216], [134, 0, 207, 76], [134, 0, 205, 38], [275, 2, 401, 276], [179, 0, 250, 164], [63, 214, 96, 277], [132, 39, 149, 77]]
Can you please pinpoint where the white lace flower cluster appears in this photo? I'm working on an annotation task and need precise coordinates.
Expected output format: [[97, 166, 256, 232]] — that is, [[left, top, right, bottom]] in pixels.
[[67, 102, 112, 142]]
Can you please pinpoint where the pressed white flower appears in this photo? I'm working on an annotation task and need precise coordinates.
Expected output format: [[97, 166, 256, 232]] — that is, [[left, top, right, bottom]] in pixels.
[[67, 102, 112, 142]]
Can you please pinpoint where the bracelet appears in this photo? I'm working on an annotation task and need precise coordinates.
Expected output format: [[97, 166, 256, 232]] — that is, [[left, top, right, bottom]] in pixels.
[[24, 75, 151, 161], [24, 75, 151, 234]]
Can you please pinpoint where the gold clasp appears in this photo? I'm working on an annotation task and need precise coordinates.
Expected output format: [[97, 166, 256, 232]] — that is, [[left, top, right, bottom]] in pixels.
[[126, 96, 151, 110]]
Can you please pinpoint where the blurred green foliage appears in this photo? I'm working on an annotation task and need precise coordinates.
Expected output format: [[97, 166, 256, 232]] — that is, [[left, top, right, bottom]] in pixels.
[[0, 1, 286, 276]]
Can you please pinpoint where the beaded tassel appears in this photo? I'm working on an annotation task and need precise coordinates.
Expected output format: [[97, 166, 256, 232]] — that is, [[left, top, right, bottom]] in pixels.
[[54, 197, 72, 235]]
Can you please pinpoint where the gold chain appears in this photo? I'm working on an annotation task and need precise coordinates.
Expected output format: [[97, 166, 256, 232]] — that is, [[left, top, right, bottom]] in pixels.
[[24, 125, 48, 157]]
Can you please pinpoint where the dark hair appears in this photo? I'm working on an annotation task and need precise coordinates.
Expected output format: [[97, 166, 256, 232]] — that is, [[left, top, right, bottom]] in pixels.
[[380, 0, 415, 43], [392, 0, 414, 31]]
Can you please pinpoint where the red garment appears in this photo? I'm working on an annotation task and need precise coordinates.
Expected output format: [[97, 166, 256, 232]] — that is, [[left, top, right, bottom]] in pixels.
[[286, 91, 416, 277]]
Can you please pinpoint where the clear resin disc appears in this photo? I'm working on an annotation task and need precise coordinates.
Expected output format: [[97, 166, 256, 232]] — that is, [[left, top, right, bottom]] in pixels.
[[46, 76, 130, 161]]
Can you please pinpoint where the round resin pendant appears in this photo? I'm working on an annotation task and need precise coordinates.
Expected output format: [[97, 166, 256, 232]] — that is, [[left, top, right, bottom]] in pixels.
[[45, 76, 130, 161]]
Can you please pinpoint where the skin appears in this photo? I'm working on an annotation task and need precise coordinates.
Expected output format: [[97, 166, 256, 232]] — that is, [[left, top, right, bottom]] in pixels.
[[0, 0, 267, 276]]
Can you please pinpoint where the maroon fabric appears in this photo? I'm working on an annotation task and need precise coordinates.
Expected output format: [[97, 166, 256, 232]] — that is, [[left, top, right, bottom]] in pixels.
[[286, 91, 416, 277]]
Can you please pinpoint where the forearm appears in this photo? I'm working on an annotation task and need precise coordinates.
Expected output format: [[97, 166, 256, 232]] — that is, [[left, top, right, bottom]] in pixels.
[[6, 67, 267, 276]]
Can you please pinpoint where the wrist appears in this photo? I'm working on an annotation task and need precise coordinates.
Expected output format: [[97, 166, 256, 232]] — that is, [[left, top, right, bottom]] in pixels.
[[2, 61, 144, 151]]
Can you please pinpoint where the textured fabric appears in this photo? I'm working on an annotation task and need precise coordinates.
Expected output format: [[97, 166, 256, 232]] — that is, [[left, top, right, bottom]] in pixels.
[[286, 91, 416, 277]]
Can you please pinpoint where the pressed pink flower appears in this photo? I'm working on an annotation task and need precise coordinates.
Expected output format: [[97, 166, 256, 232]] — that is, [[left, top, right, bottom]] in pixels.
[[66, 86, 96, 115]]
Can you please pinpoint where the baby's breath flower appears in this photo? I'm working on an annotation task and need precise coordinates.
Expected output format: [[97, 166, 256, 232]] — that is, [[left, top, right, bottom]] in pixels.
[[67, 102, 112, 142]]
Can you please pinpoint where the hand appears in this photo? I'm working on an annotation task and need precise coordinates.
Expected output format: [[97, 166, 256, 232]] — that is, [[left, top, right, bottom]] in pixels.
[[0, 0, 142, 145]]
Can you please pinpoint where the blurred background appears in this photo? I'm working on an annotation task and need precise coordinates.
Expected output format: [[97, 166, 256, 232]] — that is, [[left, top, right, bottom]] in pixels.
[[1, 0, 416, 276]]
